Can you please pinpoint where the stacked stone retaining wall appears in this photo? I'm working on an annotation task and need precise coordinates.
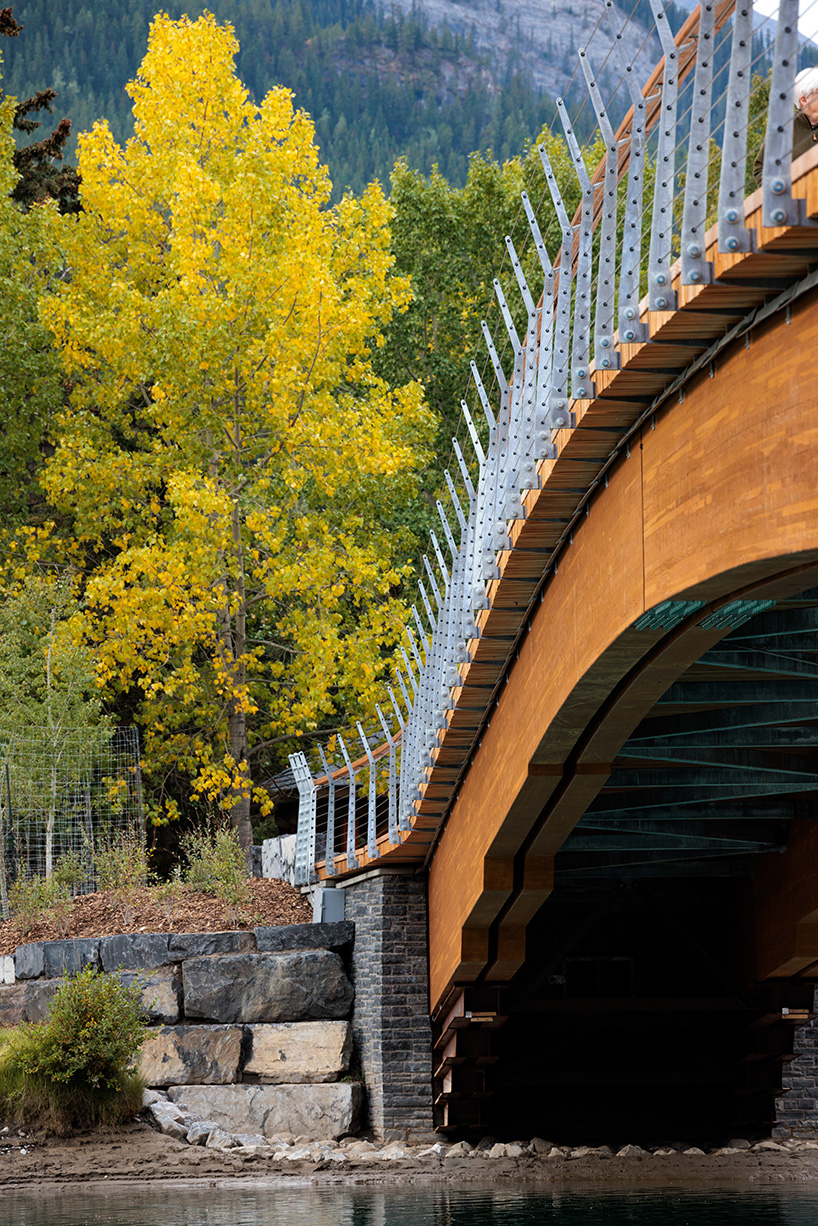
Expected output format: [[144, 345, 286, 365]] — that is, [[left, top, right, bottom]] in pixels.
[[0, 922, 362, 1139]]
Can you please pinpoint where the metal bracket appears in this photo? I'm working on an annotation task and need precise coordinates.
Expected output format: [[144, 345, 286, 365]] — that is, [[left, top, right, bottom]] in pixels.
[[647, 0, 680, 309], [681, 0, 715, 285], [717, 0, 755, 254], [579, 47, 621, 369], [762, 0, 810, 228]]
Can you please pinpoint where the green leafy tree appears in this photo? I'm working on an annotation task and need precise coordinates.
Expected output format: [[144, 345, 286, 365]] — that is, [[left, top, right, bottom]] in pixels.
[[0, 21, 63, 524], [1, 8, 80, 212], [0, 572, 112, 876], [378, 131, 604, 512]]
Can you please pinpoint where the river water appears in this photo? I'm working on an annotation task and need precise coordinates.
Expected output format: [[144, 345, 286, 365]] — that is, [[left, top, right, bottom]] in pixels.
[[4, 1186, 818, 1226]]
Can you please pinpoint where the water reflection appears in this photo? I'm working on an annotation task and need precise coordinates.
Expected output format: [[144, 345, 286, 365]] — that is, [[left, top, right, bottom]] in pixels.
[[4, 1186, 818, 1226]]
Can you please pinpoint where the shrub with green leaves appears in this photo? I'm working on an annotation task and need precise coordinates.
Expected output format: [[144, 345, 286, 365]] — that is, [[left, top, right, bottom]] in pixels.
[[153, 867, 187, 927], [94, 827, 148, 923], [182, 825, 249, 923], [53, 849, 87, 895], [94, 827, 148, 894], [0, 966, 147, 1134], [7, 873, 61, 935]]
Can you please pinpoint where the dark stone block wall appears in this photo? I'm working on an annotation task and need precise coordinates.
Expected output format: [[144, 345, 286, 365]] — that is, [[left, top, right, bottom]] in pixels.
[[775, 987, 818, 1137], [342, 870, 435, 1141]]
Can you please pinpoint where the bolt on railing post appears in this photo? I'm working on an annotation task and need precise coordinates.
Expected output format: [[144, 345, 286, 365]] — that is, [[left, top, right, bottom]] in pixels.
[[356, 721, 380, 861], [538, 143, 575, 427], [578, 47, 620, 371], [520, 190, 558, 460], [607, 2, 648, 344], [337, 734, 359, 871], [393, 672, 415, 831], [556, 97, 596, 399], [376, 701, 401, 844]]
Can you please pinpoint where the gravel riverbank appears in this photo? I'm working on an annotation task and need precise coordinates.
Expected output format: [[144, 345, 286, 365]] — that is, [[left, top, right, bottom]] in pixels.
[[4, 1118, 818, 1191]]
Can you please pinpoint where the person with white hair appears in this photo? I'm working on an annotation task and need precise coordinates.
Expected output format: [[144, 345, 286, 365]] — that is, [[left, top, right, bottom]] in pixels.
[[754, 65, 818, 184]]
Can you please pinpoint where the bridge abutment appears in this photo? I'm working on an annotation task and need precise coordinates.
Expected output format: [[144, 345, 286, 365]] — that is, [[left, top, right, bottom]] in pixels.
[[775, 990, 818, 1138], [340, 869, 435, 1141]]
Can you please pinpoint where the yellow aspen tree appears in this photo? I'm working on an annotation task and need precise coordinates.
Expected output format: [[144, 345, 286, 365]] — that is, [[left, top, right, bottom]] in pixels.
[[40, 13, 432, 846]]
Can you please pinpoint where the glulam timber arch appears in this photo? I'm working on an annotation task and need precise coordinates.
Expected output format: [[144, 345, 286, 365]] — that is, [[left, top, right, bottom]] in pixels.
[[428, 249, 818, 1008]]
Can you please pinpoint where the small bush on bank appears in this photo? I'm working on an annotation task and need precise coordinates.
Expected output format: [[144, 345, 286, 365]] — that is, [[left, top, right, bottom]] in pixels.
[[153, 867, 187, 927], [7, 875, 63, 936], [94, 828, 149, 925], [6, 852, 91, 935], [182, 825, 249, 924], [0, 966, 147, 1134]]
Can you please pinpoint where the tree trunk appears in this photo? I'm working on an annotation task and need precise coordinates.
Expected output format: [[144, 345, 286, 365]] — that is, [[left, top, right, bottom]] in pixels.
[[0, 800, 9, 921], [219, 483, 252, 858], [45, 751, 57, 879], [228, 703, 252, 852]]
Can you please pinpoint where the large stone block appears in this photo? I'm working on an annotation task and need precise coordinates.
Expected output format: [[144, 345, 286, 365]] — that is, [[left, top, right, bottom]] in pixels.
[[99, 933, 171, 973], [0, 983, 27, 1026], [14, 942, 45, 981], [183, 951, 353, 1024], [243, 1021, 352, 1083], [118, 971, 182, 1024], [42, 938, 101, 978], [254, 922, 354, 955], [24, 978, 61, 1022], [139, 1025, 242, 1087], [168, 1082, 363, 1140], [168, 931, 254, 959], [1, 955, 14, 985]]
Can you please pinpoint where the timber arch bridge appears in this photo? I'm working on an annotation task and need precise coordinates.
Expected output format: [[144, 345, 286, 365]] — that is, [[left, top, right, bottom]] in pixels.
[[287, 0, 818, 1142]]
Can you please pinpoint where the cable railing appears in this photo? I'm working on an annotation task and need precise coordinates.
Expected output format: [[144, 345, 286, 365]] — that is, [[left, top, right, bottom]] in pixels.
[[290, 0, 816, 887]]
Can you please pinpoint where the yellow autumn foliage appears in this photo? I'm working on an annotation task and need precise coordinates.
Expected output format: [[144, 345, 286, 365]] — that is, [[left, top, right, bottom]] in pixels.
[[37, 13, 432, 839]]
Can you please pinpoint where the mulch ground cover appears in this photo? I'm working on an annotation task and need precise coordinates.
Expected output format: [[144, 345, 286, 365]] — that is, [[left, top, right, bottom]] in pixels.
[[0, 877, 312, 955]]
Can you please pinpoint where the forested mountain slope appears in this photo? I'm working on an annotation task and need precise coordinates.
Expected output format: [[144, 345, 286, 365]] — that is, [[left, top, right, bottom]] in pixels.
[[2, 0, 662, 197]]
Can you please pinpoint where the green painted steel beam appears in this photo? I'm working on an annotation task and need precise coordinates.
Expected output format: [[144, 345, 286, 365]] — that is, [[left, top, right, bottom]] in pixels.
[[607, 765, 818, 788], [696, 650, 818, 680], [633, 703, 818, 741], [582, 802, 795, 822], [586, 783, 813, 815], [615, 746, 818, 774], [563, 832, 779, 852], [576, 815, 786, 840], [627, 723, 818, 751], [557, 851, 761, 879], [729, 606, 818, 642], [656, 680, 818, 706]]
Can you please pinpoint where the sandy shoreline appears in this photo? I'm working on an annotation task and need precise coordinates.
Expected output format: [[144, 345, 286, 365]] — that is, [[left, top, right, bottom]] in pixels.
[[4, 1119, 818, 1192]]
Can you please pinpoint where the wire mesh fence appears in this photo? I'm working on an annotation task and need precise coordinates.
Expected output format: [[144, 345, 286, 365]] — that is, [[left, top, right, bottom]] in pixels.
[[0, 726, 144, 912]]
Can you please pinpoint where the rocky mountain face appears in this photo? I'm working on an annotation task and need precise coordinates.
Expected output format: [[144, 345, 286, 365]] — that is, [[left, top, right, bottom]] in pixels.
[[380, 0, 660, 100]]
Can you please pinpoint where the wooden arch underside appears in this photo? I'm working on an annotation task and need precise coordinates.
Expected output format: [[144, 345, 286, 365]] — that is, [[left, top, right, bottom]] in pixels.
[[423, 161, 818, 1013]]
